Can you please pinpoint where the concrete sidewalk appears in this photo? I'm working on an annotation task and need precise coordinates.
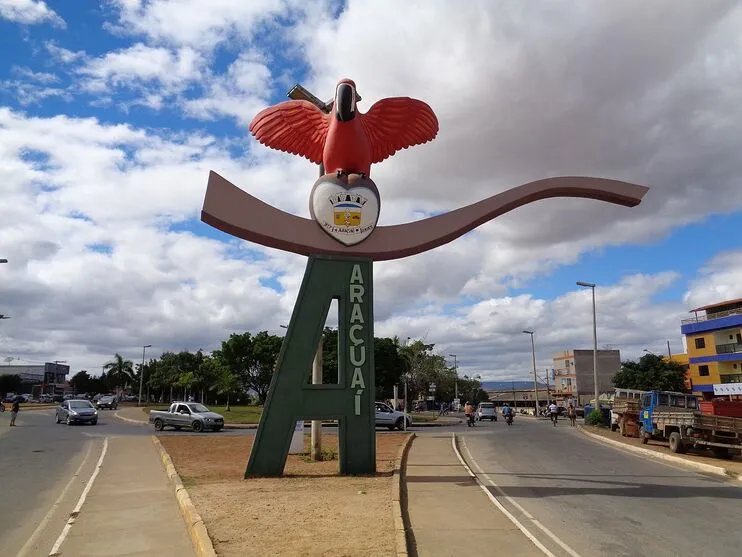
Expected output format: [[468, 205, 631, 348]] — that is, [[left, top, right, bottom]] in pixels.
[[404, 435, 542, 556], [55, 436, 195, 557]]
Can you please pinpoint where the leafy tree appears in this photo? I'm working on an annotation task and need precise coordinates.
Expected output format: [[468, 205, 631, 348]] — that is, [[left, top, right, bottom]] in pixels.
[[219, 331, 283, 403], [211, 364, 240, 411], [69, 370, 92, 393], [0, 373, 22, 397], [613, 353, 687, 392], [373, 336, 408, 399]]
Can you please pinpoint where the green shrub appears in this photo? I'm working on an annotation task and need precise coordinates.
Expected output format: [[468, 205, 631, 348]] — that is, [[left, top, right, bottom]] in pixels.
[[585, 409, 603, 426]]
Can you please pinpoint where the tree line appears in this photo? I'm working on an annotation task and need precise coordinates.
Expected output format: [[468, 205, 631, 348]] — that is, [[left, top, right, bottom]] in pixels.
[[68, 330, 488, 408], [612, 352, 688, 392]]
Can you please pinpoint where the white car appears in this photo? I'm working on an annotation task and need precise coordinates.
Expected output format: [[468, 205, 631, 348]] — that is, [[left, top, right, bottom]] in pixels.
[[375, 402, 413, 430], [477, 402, 497, 421]]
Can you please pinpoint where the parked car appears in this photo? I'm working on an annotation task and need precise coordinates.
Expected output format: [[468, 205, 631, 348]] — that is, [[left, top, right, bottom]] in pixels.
[[96, 395, 118, 410], [149, 402, 224, 432], [375, 402, 413, 430], [477, 402, 497, 421], [56, 399, 98, 425]]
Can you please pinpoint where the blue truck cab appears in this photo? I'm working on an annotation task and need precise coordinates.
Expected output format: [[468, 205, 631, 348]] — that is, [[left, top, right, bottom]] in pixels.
[[639, 390, 697, 435]]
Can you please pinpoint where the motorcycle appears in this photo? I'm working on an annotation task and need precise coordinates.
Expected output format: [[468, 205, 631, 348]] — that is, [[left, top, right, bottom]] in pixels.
[[466, 413, 476, 427], [505, 413, 513, 426]]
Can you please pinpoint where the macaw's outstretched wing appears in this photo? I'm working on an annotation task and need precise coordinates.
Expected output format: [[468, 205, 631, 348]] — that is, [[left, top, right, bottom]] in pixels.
[[248, 100, 330, 164], [359, 97, 439, 164]]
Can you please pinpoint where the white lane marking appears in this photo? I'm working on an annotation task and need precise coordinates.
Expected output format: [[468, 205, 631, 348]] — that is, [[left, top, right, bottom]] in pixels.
[[16, 441, 96, 557], [48, 437, 109, 556], [458, 434, 583, 557], [450, 433, 556, 557]]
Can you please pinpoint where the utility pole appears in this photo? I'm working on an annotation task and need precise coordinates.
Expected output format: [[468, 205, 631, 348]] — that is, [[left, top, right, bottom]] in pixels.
[[523, 330, 540, 415], [311, 334, 324, 460], [577, 281, 599, 408], [138, 344, 151, 406], [449, 354, 458, 406], [667, 340, 672, 359]]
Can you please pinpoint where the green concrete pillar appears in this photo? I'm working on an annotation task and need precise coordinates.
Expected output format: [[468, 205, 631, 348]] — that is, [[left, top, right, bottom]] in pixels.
[[246, 255, 375, 477]]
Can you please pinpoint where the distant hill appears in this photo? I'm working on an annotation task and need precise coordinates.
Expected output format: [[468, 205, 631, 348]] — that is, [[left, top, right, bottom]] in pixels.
[[481, 381, 537, 390]]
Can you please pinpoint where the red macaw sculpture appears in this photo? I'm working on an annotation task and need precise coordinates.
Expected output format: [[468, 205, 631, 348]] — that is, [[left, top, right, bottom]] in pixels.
[[249, 79, 439, 178]]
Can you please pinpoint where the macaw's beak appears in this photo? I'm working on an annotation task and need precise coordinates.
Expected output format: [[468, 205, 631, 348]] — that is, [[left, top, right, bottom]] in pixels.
[[335, 83, 357, 122]]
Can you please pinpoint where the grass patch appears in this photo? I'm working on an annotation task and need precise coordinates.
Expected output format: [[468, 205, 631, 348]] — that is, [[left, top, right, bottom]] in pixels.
[[140, 404, 264, 424], [299, 447, 338, 462], [409, 411, 440, 423]]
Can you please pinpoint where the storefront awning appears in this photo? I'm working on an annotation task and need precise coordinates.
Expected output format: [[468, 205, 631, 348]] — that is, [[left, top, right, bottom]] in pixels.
[[713, 383, 742, 395]]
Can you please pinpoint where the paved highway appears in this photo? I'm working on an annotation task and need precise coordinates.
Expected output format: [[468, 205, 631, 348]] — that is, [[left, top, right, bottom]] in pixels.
[[457, 416, 742, 557]]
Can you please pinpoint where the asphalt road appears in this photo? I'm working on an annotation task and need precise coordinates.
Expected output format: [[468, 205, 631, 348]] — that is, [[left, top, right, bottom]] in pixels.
[[457, 416, 742, 557], [0, 408, 133, 555]]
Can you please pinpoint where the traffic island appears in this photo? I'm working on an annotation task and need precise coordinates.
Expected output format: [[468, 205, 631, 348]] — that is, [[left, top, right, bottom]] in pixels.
[[158, 432, 413, 556]]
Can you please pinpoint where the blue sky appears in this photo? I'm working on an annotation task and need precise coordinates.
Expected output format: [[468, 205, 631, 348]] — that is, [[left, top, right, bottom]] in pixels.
[[1, 1, 740, 379]]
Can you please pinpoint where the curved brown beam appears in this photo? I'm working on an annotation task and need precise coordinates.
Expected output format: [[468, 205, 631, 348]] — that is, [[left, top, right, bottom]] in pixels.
[[201, 171, 649, 261]]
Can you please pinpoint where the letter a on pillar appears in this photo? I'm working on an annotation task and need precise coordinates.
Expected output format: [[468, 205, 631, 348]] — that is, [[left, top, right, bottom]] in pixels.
[[246, 255, 375, 477]]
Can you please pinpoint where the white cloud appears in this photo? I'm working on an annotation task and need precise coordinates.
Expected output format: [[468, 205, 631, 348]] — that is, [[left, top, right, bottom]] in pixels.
[[0, 0, 65, 26], [106, 0, 289, 50], [684, 250, 742, 310], [45, 42, 86, 64], [181, 50, 272, 125], [77, 43, 206, 98]]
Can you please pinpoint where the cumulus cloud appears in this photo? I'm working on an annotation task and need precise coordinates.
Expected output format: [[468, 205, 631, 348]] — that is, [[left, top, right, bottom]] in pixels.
[[1, 1, 741, 380], [0, 0, 65, 27], [76, 43, 207, 99], [105, 0, 290, 50]]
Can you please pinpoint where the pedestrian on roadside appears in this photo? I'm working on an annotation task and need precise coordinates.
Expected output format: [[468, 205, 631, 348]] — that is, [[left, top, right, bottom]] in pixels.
[[567, 403, 576, 427], [9, 397, 20, 426]]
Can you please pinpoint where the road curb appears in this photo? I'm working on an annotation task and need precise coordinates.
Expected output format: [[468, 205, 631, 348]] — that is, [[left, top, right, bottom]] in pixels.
[[114, 410, 147, 424], [151, 436, 218, 557], [577, 425, 740, 480], [392, 432, 415, 557]]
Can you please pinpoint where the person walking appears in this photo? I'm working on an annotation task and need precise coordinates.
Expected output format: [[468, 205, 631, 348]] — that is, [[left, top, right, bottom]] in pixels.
[[9, 397, 20, 426], [567, 403, 577, 427]]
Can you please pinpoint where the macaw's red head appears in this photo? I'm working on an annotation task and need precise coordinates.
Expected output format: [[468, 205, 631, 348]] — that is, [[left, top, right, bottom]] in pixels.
[[335, 78, 362, 122]]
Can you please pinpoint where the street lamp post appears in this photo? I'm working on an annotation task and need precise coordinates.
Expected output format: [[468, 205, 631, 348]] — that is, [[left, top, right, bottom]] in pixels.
[[577, 281, 599, 408], [522, 331, 540, 415], [138, 344, 152, 407], [449, 354, 458, 407], [282, 324, 324, 460]]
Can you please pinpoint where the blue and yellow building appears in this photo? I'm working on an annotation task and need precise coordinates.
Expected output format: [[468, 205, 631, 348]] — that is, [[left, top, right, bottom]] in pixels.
[[682, 298, 742, 398]]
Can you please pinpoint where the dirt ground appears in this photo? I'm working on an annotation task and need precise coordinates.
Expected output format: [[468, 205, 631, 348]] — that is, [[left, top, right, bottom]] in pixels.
[[159, 433, 410, 557], [583, 425, 742, 476]]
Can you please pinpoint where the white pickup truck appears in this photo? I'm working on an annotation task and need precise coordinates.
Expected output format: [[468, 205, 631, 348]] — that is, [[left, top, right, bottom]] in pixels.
[[149, 402, 225, 432]]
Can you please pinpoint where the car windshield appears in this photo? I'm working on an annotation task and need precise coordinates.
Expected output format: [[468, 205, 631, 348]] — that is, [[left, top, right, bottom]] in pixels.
[[480, 403, 494, 408], [100, 396, 113, 401], [187, 403, 209, 413], [69, 400, 93, 409]]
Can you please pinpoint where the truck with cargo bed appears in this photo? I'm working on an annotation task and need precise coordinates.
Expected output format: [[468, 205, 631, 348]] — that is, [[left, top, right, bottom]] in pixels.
[[636, 391, 742, 458], [149, 402, 224, 432]]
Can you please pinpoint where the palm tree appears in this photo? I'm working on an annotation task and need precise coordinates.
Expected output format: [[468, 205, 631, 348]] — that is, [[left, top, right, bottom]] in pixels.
[[212, 367, 239, 411], [104, 353, 135, 392]]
